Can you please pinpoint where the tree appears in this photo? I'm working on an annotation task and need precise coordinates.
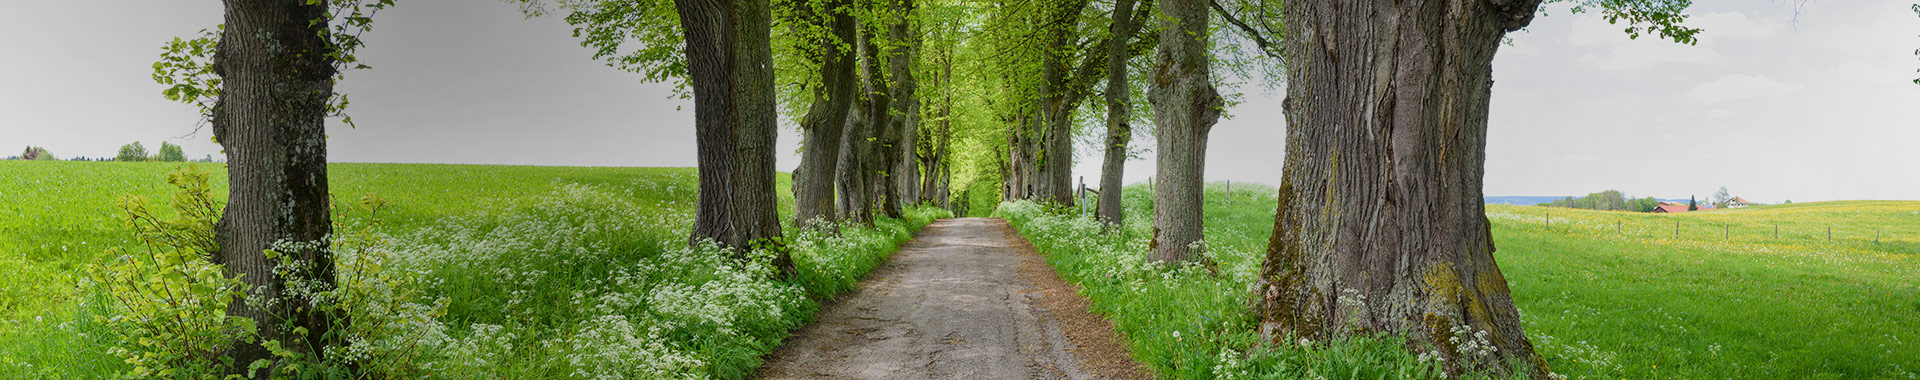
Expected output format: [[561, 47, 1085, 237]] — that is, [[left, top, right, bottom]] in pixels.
[[117, 141, 150, 162], [1147, 0, 1221, 263], [879, 0, 918, 218], [156, 142, 188, 162], [1257, 0, 1697, 377], [19, 146, 54, 161], [1633, 196, 1661, 212], [206, 0, 344, 370], [1094, 0, 1151, 225], [674, 0, 791, 274], [789, 0, 859, 227], [1713, 186, 1732, 208], [1690, 195, 1699, 211]]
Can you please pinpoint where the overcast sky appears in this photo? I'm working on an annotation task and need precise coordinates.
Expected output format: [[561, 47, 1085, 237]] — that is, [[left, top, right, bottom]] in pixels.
[[3, 0, 1917, 202]]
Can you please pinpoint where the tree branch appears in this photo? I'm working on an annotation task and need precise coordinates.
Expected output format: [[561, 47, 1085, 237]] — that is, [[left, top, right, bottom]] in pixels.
[[1209, 0, 1285, 65]]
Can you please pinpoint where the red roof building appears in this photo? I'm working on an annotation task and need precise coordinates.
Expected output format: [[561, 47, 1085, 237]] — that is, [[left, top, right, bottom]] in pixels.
[[1654, 205, 1690, 213]]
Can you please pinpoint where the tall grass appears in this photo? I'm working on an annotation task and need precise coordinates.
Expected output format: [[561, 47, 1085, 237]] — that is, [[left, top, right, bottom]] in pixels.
[[997, 181, 1920, 379], [994, 183, 1502, 379], [0, 161, 948, 379]]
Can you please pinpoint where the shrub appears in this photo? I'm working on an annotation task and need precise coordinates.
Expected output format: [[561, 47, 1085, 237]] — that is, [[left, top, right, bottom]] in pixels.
[[89, 167, 450, 379], [116, 142, 150, 162], [155, 143, 187, 162], [87, 165, 246, 378]]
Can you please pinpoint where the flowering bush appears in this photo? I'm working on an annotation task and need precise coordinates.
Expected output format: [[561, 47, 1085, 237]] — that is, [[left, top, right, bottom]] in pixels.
[[382, 183, 946, 379]]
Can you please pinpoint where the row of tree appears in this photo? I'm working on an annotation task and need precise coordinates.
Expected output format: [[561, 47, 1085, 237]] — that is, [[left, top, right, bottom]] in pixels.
[[115, 141, 191, 162], [9, 144, 208, 162], [143, 0, 1707, 377]]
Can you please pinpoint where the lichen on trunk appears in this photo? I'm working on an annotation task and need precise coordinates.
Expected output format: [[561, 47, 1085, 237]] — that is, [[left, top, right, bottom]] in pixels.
[[1258, 0, 1549, 377], [210, 0, 342, 370]]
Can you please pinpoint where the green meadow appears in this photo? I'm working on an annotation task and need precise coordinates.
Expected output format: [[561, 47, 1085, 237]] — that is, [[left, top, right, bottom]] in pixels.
[[0, 160, 948, 378], [5, 160, 1917, 379], [999, 184, 1920, 379]]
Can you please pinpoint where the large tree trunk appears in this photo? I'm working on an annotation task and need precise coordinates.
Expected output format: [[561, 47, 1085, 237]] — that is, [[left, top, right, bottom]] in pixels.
[[678, 0, 790, 274], [1146, 0, 1220, 263], [1006, 117, 1033, 200], [837, 28, 877, 226], [1258, 0, 1547, 377], [792, 0, 858, 227], [888, 1, 920, 210], [1095, 0, 1145, 225], [211, 0, 341, 369], [862, 21, 905, 219], [835, 99, 873, 226], [731, 0, 786, 266]]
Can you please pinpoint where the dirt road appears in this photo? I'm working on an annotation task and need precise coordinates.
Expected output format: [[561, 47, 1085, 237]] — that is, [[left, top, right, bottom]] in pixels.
[[755, 217, 1148, 380]]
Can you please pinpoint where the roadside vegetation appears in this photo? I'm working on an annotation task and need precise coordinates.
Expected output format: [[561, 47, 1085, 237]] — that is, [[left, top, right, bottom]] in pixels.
[[999, 183, 1920, 379], [996, 184, 1503, 380], [0, 161, 947, 379]]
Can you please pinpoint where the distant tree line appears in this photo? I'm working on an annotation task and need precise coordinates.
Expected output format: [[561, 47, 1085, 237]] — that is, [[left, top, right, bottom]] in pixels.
[[1536, 190, 1664, 212], [12, 143, 212, 162]]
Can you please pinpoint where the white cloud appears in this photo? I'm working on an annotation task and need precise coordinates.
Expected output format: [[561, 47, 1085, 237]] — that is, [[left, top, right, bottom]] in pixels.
[[1577, 43, 1726, 71], [1688, 12, 1781, 41], [1685, 74, 1799, 103], [1499, 39, 1542, 58], [1566, 14, 1727, 71]]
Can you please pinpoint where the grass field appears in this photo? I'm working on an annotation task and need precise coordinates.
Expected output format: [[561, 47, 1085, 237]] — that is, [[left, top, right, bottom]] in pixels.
[[0, 160, 948, 379], [999, 183, 1920, 379]]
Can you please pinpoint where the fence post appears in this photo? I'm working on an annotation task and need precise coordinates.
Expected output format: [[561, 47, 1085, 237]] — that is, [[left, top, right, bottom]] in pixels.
[[1546, 212, 1551, 230], [1675, 221, 1680, 238], [1773, 223, 1778, 239], [1226, 180, 1232, 204], [1724, 225, 1729, 239], [1828, 226, 1832, 242]]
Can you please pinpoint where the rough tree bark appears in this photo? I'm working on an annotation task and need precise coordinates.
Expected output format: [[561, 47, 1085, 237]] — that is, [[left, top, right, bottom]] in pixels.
[[677, 0, 791, 274], [1006, 113, 1035, 200], [888, 0, 920, 210], [863, 16, 905, 219], [1095, 0, 1148, 225], [835, 95, 873, 226], [1146, 0, 1220, 263], [837, 28, 877, 226], [1258, 0, 1548, 377], [211, 0, 341, 369], [792, 0, 858, 227], [1033, 0, 1095, 206], [922, 51, 954, 206]]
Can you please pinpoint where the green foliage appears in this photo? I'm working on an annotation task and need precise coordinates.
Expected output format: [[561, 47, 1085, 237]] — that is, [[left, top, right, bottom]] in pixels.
[[117, 142, 150, 162], [517, 0, 688, 98], [87, 166, 247, 379], [1536, 190, 1631, 211], [153, 0, 397, 128], [156, 143, 187, 163], [1554, 0, 1701, 44], [18, 146, 55, 161], [152, 28, 221, 122]]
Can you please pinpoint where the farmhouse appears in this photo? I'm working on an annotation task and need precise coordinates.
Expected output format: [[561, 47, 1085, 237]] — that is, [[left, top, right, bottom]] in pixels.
[[1653, 205, 1690, 213], [1728, 197, 1753, 208]]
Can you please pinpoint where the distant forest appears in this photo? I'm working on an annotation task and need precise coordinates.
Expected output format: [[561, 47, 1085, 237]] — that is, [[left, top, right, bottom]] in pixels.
[[1536, 190, 1664, 212]]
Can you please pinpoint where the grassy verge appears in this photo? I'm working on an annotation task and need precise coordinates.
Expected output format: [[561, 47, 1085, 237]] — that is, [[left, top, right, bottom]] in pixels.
[[996, 181, 1920, 379], [0, 161, 950, 379], [994, 183, 1484, 379]]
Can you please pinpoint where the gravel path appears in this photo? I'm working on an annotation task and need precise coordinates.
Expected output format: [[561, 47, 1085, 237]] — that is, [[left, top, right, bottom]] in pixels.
[[755, 217, 1149, 380]]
